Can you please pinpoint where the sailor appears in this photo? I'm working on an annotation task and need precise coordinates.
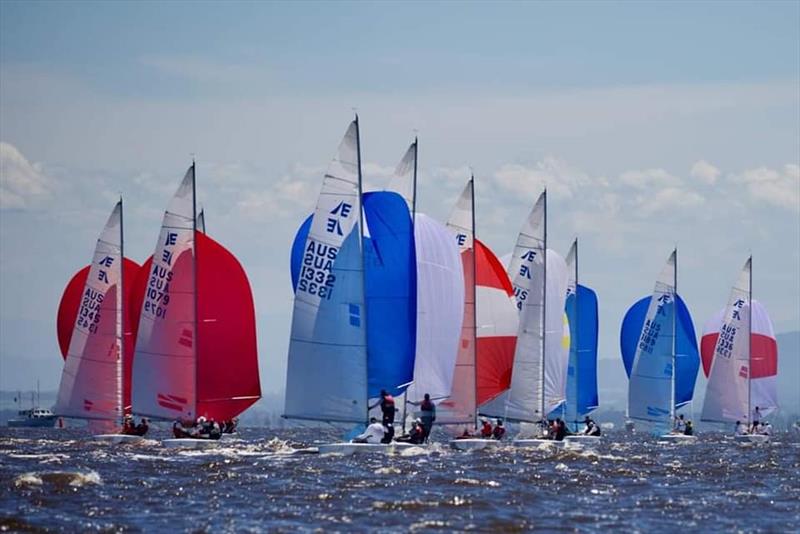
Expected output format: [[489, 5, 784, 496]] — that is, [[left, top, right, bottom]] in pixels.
[[492, 419, 506, 440], [554, 418, 568, 441], [369, 389, 396, 426], [480, 418, 493, 438], [735, 420, 748, 436], [673, 414, 686, 433], [751, 406, 762, 432], [417, 393, 436, 442], [352, 417, 386, 444], [683, 420, 694, 436], [122, 415, 135, 435], [404, 419, 426, 444], [759, 422, 773, 436], [583, 416, 601, 436], [135, 417, 149, 436]]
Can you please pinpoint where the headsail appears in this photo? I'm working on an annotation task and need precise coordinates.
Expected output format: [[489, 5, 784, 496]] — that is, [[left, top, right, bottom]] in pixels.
[[132, 167, 197, 420], [700, 258, 778, 423], [55, 201, 126, 422], [284, 120, 368, 423], [564, 240, 599, 427], [386, 139, 417, 211]]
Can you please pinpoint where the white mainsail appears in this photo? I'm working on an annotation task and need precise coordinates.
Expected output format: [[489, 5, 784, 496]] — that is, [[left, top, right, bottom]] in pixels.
[[439, 179, 477, 425], [699, 258, 779, 423], [628, 250, 677, 427], [387, 140, 416, 210], [132, 166, 197, 420], [55, 201, 125, 423], [284, 119, 368, 423]]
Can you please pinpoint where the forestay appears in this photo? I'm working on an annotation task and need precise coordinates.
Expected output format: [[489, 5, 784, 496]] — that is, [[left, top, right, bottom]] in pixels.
[[56, 201, 125, 423], [284, 120, 368, 423]]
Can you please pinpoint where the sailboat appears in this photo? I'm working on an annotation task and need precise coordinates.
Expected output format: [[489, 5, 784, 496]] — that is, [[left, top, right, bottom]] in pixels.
[[284, 118, 417, 455], [54, 200, 144, 442], [620, 250, 700, 441], [700, 257, 778, 443], [130, 164, 261, 449], [445, 177, 519, 451], [561, 238, 600, 442], [478, 191, 570, 447], [385, 140, 465, 430]]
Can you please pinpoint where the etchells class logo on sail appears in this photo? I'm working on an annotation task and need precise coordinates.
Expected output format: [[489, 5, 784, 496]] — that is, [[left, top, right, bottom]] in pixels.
[[513, 249, 537, 310], [157, 393, 188, 412], [297, 202, 352, 300]]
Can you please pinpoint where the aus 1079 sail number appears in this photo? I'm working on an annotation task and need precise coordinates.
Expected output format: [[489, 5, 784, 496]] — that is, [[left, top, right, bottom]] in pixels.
[[298, 240, 337, 299]]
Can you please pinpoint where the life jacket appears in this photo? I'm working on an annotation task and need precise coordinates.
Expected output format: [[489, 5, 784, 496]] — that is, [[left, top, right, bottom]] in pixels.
[[421, 399, 434, 413], [481, 423, 493, 438], [493, 426, 505, 439], [382, 395, 395, 408]]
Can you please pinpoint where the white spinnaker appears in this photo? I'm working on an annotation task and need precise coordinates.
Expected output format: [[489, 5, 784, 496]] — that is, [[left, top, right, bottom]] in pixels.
[[387, 141, 416, 209], [55, 201, 124, 422], [481, 193, 545, 421], [700, 259, 778, 422], [132, 166, 196, 420], [628, 251, 676, 426], [284, 120, 368, 423], [406, 213, 464, 402], [439, 180, 477, 425]]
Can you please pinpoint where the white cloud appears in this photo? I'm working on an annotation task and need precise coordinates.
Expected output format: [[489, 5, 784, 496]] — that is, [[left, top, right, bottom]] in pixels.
[[635, 186, 706, 217], [492, 157, 589, 199], [731, 164, 800, 212], [690, 159, 721, 185], [618, 168, 682, 189], [0, 142, 53, 210]]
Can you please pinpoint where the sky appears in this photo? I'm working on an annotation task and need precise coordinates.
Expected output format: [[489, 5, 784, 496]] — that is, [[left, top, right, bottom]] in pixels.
[[1, 1, 798, 401]]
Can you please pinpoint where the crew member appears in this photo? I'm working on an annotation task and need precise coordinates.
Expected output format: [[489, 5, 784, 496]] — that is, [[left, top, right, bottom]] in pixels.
[[352, 417, 386, 444], [369, 389, 396, 426], [492, 419, 506, 440], [480, 418, 493, 438], [583, 416, 601, 436]]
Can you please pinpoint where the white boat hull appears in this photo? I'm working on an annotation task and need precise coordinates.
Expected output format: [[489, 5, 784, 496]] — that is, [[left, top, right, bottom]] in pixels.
[[658, 433, 698, 442], [162, 438, 221, 449], [564, 434, 602, 443], [513, 438, 565, 448], [449, 438, 499, 451], [317, 442, 420, 455], [735, 434, 770, 444], [93, 434, 144, 444]]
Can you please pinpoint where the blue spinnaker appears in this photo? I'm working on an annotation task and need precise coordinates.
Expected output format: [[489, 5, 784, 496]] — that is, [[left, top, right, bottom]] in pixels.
[[564, 284, 599, 426], [620, 294, 700, 407], [290, 191, 417, 398]]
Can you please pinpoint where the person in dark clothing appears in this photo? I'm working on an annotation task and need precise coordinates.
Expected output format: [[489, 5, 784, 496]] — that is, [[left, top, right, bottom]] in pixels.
[[554, 418, 568, 441], [370, 389, 396, 426], [480, 418, 493, 438], [410, 393, 436, 442], [683, 421, 694, 436], [397, 419, 426, 444], [381, 423, 395, 444], [492, 419, 506, 440]]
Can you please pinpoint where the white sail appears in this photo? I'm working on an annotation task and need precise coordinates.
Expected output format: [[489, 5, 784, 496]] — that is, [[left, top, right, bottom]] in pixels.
[[544, 251, 570, 415], [481, 193, 545, 420], [628, 250, 676, 427], [284, 120, 368, 423], [699, 258, 777, 423], [387, 140, 416, 210], [406, 213, 464, 402], [196, 208, 206, 234], [55, 201, 124, 422], [566, 240, 577, 297], [132, 166, 197, 420], [439, 180, 477, 425]]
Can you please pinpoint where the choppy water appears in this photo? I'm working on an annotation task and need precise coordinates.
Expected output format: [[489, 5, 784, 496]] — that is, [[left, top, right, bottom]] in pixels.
[[1, 427, 799, 532]]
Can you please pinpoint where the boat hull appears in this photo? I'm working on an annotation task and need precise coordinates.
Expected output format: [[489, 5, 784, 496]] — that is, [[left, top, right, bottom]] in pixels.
[[93, 434, 144, 444], [449, 438, 499, 451], [658, 433, 698, 442], [734, 434, 770, 444], [162, 438, 221, 449], [513, 438, 565, 448], [317, 442, 420, 455], [7, 417, 57, 428], [564, 434, 602, 443]]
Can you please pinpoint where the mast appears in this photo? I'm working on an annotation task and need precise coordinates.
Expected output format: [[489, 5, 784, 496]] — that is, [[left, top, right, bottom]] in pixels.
[[670, 247, 677, 423], [541, 189, 548, 420], [747, 254, 753, 425], [402, 137, 418, 434], [470, 174, 478, 430], [118, 196, 125, 425], [355, 115, 369, 426], [191, 160, 198, 419], [573, 237, 579, 430]]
